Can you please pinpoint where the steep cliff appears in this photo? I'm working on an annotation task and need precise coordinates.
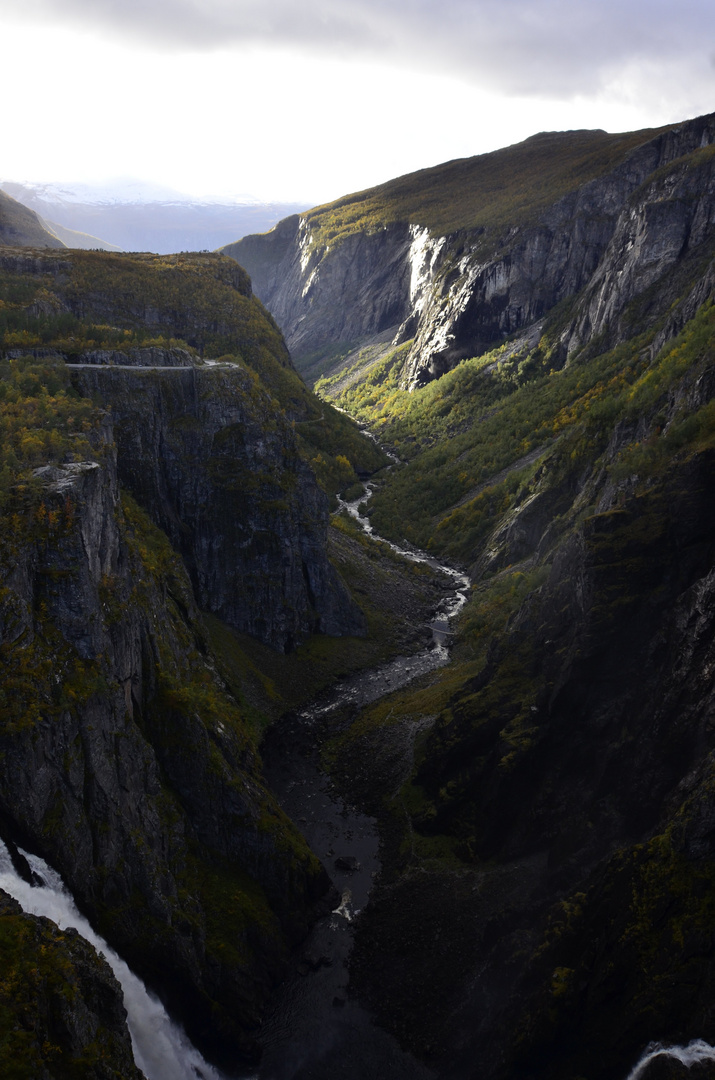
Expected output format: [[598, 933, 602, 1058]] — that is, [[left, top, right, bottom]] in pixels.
[[223, 216, 415, 372], [71, 361, 364, 650], [224, 113, 715, 391], [0, 368, 330, 1062], [0, 248, 381, 1068]]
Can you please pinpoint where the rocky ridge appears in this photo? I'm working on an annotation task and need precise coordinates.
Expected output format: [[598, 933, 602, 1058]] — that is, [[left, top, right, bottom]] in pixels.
[[225, 113, 715, 389], [221, 111, 715, 1080]]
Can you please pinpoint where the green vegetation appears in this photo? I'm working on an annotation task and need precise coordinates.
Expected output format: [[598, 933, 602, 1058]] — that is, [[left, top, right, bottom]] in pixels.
[[0, 899, 139, 1079], [318, 299, 715, 563], [0, 252, 386, 498], [302, 126, 672, 251], [0, 353, 98, 506]]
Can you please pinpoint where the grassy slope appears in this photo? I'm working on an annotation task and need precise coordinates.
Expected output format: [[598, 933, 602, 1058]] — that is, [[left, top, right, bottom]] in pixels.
[[318, 284, 715, 1077], [302, 126, 672, 249], [318, 278, 715, 561]]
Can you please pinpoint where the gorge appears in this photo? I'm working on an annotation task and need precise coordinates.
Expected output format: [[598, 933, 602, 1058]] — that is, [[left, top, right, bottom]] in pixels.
[[1, 110, 715, 1080]]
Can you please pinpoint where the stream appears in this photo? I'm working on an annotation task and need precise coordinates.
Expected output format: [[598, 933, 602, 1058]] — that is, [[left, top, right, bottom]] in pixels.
[[257, 482, 470, 1079], [256, 480, 710, 1080]]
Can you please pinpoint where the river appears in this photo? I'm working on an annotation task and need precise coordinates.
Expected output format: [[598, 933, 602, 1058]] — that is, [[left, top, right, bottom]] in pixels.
[[0, 463, 696, 1079], [256, 481, 469, 1079]]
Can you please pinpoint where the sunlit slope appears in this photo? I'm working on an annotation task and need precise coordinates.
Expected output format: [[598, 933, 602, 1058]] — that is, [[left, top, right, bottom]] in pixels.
[[300, 126, 671, 247], [320, 260, 715, 565], [41, 217, 122, 251]]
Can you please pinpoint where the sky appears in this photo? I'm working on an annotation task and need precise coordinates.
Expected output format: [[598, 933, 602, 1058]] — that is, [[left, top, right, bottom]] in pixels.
[[2, 0, 714, 206]]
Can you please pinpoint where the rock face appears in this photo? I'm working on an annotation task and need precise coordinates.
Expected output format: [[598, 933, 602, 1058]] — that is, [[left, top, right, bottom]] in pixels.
[[71, 362, 364, 651], [224, 216, 416, 364], [226, 112, 715, 387], [73, 345, 197, 366], [0, 433, 329, 1064]]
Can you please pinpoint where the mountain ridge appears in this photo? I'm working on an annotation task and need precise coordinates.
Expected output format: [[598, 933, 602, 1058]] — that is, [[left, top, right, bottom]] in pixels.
[[1, 180, 310, 255], [0, 189, 65, 250], [264, 113, 715, 1080], [223, 113, 713, 387]]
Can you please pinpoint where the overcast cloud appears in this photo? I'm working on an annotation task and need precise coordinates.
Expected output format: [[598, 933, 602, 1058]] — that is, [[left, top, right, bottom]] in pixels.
[[1, 0, 713, 205], [3, 0, 715, 97]]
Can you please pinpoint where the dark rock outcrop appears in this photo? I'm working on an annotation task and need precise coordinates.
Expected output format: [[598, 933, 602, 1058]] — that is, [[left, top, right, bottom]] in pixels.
[[71, 362, 365, 650], [0, 426, 329, 1064]]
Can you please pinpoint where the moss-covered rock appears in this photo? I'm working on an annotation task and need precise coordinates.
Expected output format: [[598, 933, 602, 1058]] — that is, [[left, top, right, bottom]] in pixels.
[[0, 889, 143, 1080], [0, 364, 330, 1066]]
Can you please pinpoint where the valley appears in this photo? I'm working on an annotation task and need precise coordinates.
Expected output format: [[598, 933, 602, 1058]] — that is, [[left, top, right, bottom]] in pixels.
[[0, 110, 714, 1080]]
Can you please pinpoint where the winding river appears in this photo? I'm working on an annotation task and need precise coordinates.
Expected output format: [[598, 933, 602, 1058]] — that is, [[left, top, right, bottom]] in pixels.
[[257, 480, 470, 1080]]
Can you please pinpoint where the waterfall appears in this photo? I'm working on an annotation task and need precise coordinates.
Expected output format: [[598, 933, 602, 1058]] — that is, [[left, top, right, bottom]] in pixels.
[[0, 839, 240, 1080], [626, 1040, 715, 1079]]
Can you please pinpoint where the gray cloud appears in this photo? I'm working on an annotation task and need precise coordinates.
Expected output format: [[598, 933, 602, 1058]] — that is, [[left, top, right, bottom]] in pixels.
[[4, 0, 715, 98]]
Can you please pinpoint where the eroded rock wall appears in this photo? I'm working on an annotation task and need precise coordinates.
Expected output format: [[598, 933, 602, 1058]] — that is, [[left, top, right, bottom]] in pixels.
[[226, 218, 416, 361], [0, 431, 328, 1064], [71, 363, 364, 651]]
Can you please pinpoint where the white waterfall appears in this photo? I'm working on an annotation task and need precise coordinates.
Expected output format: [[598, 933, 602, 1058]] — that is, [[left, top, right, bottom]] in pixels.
[[626, 1039, 715, 1079], [0, 839, 236, 1080]]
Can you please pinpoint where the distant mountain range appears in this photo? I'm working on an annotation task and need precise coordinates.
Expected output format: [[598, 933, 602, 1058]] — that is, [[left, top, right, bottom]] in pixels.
[[0, 179, 309, 253], [0, 187, 62, 249]]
